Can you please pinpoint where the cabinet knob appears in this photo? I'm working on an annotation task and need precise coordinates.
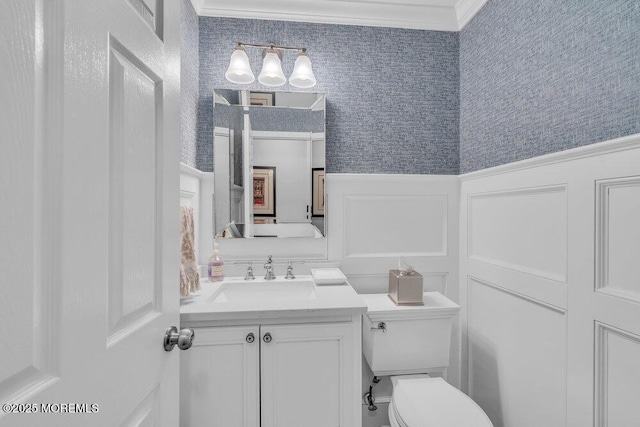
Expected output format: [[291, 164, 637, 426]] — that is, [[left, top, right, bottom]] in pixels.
[[263, 332, 272, 343], [246, 332, 255, 343]]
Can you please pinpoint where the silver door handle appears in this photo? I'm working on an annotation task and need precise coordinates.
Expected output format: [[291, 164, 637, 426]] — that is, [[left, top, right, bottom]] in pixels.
[[164, 326, 195, 351], [246, 332, 255, 343], [263, 332, 272, 343]]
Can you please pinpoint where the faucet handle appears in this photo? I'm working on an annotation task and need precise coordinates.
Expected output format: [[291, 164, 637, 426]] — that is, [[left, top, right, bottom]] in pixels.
[[284, 261, 296, 280], [244, 262, 255, 280], [263, 261, 276, 280]]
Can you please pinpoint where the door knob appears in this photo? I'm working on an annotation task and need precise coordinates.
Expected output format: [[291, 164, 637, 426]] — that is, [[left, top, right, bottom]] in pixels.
[[263, 332, 272, 343], [246, 332, 255, 343], [164, 326, 195, 351]]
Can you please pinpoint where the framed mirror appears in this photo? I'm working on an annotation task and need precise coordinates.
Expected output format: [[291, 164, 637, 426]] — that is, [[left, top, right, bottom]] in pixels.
[[213, 90, 326, 243]]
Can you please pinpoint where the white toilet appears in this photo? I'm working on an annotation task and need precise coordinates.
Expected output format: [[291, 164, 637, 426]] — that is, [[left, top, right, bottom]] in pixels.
[[362, 292, 493, 427]]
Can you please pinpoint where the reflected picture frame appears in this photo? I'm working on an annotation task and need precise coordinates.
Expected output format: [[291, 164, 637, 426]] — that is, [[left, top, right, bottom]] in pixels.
[[249, 92, 274, 106], [253, 218, 276, 224], [253, 166, 276, 216], [312, 168, 325, 217]]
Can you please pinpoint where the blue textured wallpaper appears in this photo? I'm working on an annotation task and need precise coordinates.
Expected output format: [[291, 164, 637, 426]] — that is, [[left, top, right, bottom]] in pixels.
[[197, 18, 460, 174], [460, 0, 640, 173], [179, 0, 199, 167]]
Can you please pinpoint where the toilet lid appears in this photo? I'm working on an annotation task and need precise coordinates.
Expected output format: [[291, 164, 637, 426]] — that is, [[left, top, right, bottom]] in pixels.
[[391, 377, 493, 427]]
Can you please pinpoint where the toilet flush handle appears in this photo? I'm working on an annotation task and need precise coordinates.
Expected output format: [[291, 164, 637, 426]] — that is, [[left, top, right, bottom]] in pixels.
[[370, 322, 386, 333]]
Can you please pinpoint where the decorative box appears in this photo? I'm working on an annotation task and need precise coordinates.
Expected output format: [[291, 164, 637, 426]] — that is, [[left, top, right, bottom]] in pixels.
[[388, 269, 424, 306]]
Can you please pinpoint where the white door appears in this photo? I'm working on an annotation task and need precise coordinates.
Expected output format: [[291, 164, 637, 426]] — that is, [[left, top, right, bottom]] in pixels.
[[180, 326, 260, 427], [243, 110, 253, 236], [0, 1, 181, 425]]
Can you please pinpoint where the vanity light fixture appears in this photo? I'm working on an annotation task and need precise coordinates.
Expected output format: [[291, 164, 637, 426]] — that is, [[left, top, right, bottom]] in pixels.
[[224, 42, 317, 88]]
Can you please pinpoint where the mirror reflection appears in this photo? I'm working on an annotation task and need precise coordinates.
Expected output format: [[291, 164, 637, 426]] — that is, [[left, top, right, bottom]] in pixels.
[[213, 90, 326, 239]]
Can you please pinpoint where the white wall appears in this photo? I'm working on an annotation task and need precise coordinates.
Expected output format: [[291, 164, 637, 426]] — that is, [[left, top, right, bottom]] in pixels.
[[253, 133, 310, 223], [460, 134, 640, 427]]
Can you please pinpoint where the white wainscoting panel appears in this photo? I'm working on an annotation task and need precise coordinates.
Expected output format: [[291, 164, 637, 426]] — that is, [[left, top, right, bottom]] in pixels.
[[461, 133, 640, 427], [327, 173, 461, 407], [328, 174, 458, 288], [595, 322, 640, 427], [328, 174, 459, 310], [344, 195, 447, 258], [180, 163, 214, 265], [596, 176, 640, 303], [469, 185, 567, 283], [467, 278, 567, 427]]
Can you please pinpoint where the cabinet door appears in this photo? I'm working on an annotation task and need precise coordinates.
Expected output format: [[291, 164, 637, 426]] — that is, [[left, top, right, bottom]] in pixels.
[[180, 326, 260, 427], [261, 322, 356, 427]]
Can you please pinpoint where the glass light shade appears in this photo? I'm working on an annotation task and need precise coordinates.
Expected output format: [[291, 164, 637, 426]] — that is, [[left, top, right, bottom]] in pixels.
[[258, 51, 286, 87], [289, 53, 316, 88], [225, 47, 255, 84]]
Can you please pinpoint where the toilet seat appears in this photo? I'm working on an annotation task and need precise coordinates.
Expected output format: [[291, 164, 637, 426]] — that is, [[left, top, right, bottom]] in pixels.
[[389, 376, 493, 427]]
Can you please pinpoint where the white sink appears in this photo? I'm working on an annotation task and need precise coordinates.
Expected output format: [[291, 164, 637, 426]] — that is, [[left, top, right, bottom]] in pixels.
[[209, 279, 317, 303]]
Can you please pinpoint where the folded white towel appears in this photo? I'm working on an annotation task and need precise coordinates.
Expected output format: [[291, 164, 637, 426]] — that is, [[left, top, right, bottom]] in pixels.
[[311, 268, 347, 285]]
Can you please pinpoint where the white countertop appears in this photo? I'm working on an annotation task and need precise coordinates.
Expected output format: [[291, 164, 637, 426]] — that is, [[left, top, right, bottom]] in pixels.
[[180, 275, 367, 324]]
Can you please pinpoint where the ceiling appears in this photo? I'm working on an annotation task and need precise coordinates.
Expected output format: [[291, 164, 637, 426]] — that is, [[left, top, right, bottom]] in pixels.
[[190, 0, 489, 32]]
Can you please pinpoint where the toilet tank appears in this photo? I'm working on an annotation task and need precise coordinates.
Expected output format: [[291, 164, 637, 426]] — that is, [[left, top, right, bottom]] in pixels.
[[362, 292, 460, 376]]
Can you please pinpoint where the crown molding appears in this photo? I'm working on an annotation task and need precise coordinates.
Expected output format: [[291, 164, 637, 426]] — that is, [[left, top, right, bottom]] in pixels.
[[455, 0, 489, 30], [191, 0, 487, 32]]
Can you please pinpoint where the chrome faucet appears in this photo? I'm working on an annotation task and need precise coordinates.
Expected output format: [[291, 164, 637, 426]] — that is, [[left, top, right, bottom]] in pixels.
[[264, 255, 276, 280], [284, 261, 296, 280], [244, 262, 255, 280]]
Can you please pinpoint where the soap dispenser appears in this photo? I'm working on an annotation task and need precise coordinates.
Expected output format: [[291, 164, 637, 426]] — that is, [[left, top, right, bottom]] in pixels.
[[208, 240, 225, 282]]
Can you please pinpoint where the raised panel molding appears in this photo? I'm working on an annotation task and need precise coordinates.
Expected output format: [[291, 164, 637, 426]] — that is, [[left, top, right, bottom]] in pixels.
[[0, 0, 60, 406], [467, 277, 567, 427], [120, 385, 159, 426], [595, 176, 640, 304], [468, 276, 566, 315], [595, 322, 640, 427], [461, 134, 640, 427], [107, 36, 162, 345], [343, 194, 447, 259], [328, 174, 458, 269], [468, 185, 568, 283], [126, 0, 163, 39]]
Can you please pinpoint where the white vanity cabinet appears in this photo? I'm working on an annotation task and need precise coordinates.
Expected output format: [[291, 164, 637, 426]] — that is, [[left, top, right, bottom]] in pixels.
[[180, 320, 360, 427], [180, 325, 260, 427]]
